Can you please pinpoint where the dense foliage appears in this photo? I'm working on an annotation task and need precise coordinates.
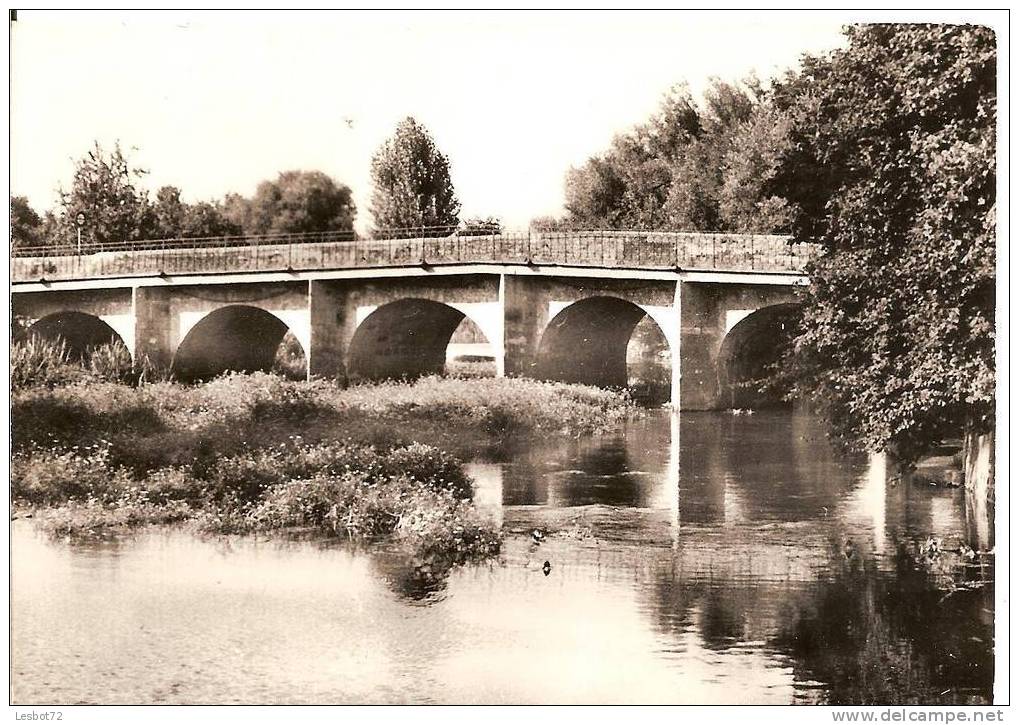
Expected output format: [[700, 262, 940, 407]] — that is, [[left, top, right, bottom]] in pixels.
[[10, 195, 44, 248], [369, 117, 461, 232], [224, 170, 356, 235], [149, 185, 241, 239], [553, 23, 996, 465], [10, 336, 136, 389], [53, 142, 154, 248], [559, 78, 791, 233], [777, 24, 996, 462]]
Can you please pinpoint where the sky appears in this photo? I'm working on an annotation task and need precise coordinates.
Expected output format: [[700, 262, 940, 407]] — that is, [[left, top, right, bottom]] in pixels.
[[10, 11, 849, 232]]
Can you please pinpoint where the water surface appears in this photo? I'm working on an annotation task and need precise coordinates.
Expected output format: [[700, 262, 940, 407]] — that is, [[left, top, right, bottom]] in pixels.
[[10, 411, 994, 704]]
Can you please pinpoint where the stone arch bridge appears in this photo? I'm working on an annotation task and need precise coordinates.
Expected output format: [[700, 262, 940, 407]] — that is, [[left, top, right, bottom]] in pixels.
[[11, 229, 816, 409]]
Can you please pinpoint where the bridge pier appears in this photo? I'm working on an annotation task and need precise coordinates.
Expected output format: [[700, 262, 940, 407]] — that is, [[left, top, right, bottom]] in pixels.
[[308, 280, 353, 380], [671, 282, 683, 408], [501, 274, 544, 379], [133, 287, 174, 371]]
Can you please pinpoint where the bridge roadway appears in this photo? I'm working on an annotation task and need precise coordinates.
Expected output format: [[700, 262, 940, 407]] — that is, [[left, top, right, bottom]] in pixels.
[[11, 229, 816, 409]]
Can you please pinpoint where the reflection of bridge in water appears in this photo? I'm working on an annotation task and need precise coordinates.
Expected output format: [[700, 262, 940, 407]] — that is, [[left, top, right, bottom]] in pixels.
[[12, 229, 817, 408], [468, 411, 920, 571]]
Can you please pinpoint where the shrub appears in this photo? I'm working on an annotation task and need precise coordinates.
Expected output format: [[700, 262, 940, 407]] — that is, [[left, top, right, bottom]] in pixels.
[[205, 448, 297, 504], [333, 375, 635, 437], [12, 388, 165, 450], [10, 337, 83, 389], [246, 473, 356, 531], [138, 467, 207, 504], [244, 471, 498, 560], [11, 339, 140, 390], [85, 341, 134, 382], [42, 498, 193, 538], [248, 384, 332, 425], [445, 357, 498, 379], [271, 331, 308, 380], [202, 439, 471, 504], [395, 490, 501, 561], [375, 442, 471, 497], [12, 444, 134, 504]]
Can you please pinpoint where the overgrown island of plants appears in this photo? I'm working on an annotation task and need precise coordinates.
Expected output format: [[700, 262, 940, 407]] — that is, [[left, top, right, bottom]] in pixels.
[[11, 339, 636, 571]]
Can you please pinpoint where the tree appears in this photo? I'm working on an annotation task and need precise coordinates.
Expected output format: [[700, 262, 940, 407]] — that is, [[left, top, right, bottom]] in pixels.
[[529, 216, 565, 231], [563, 157, 627, 227], [56, 141, 153, 247], [38, 211, 62, 248], [563, 84, 701, 230], [150, 185, 241, 239], [718, 104, 795, 233], [369, 117, 460, 233], [777, 25, 995, 479], [561, 78, 770, 231], [662, 78, 762, 231], [10, 196, 42, 249], [701, 75, 761, 134], [222, 192, 253, 234], [459, 216, 502, 236], [237, 170, 356, 235], [662, 141, 723, 230], [182, 201, 243, 238], [150, 186, 187, 238]]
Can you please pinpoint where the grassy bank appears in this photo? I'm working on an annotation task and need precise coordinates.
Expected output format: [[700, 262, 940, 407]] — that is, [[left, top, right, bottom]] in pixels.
[[12, 370, 634, 457], [12, 349, 635, 563]]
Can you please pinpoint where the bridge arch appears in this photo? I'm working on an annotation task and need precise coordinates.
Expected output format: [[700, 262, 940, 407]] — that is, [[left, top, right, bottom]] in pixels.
[[347, 298, 494, 381], [717, 302, 801, 409], [171, 304, 306, 382], [21, 311, 128, 361], [535, 296, 673, 398]]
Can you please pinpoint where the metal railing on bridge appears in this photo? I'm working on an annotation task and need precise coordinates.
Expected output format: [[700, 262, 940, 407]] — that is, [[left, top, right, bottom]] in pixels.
[[10, 226, 818, 283]]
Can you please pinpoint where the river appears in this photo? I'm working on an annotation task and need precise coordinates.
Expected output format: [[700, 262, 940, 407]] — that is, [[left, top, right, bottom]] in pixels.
[[10, 410, 994, 705]]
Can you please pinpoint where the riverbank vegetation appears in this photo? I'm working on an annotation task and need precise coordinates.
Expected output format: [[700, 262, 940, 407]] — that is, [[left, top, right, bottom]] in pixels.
[[11, 341, 635, 559]]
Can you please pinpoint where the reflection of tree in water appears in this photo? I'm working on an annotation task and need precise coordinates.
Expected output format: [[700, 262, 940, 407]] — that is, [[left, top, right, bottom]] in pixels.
[[643, 564, 701, 639], [769, 544, 994, 704], [639, 536, 993, 704], [696, 586, 760, 650], [675, 410, 861, 525], [714, 411, 862, 522], [371, 550, 455, 603], [645, 561, 810, 655]]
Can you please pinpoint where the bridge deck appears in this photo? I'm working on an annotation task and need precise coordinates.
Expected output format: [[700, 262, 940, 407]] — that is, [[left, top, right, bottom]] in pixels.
[[11, 230, 817, 283]]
